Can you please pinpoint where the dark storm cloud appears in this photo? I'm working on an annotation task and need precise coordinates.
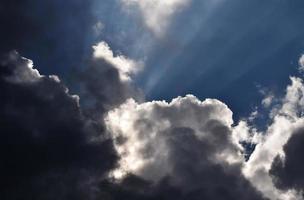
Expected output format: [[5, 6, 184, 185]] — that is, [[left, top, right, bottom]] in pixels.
[[0, 52, 118, 200], [270, 128, 304, 196], [0, 51, 268, 200]]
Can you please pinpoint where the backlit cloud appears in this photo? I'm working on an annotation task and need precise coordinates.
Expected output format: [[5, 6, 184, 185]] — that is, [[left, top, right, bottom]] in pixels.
[[93, 41, 143, 81]]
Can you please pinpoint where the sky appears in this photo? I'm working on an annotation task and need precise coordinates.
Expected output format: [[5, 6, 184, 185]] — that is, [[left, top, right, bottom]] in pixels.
[[1, 0, 304, 200]]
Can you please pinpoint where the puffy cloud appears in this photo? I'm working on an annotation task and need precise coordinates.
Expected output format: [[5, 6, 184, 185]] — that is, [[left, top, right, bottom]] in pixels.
[[270, 128, 304, 195], [106, 95, 267, 199], [78, 42, 143, 120], [4, 49, 304, 200], [120, 0, 191, 36], [266, 76, 304, 197], [0, 51, 118, 200], [243, 76, 304, 200], [93, 41, 143, 82], [0, 50, 268, 200], [104, 64, 304, 200]]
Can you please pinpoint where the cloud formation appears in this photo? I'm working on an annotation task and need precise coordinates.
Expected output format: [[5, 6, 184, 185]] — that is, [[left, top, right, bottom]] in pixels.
[[270, 128, 304, 196], [3, 49, 304, 200], [106, 95, 267, 199], [2, 2, 304, 197], [3, 46, 304, 200], [2, 1, 304, 199], [103, 54, 304, 200], [93, 41, 143, 82], [0, 50, 125, 199], [244, 76, 304, 200]]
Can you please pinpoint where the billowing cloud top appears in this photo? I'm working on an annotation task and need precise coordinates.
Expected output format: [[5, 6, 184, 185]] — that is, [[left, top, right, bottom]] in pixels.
[[106, 95, 237, 180]]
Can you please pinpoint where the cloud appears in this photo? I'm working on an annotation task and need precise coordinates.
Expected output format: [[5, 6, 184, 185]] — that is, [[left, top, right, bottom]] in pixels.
[[262, 94, 274, 108], [0, 51, 120, 200], [78, 42, 144, 119], [93, 41, 143, 81], [106, 95, 267, 199], [243, 77, 304, 200], [0, 51, 42, 83], [2, 48, 304, 200], [266, 76, 304, 197], [120, 0, 191, 36], [104, 53, 304, 199], [270, 128, 304, 195], [0, 49, 268, 200], [299, 54, 304, 72]]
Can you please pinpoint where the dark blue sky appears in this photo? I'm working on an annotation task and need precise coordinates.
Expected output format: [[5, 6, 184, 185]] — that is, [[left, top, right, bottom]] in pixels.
[[135, 0, 304, 119]]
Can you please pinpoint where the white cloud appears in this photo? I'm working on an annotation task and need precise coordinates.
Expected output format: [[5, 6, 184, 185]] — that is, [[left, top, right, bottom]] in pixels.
[[93, 41, 143, 82], [262, 94, 274, 108], [105, 95, 242, 182], [299, 54, 304, 72], [102, 53, 304, 199], [120, 0, 191, 36], [243, 77, 304, 200], [105, 75, 304, 199], [232, 120, 262, 145]]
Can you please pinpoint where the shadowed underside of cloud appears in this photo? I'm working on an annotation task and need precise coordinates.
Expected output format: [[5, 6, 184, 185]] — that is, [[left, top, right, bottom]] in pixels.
[[0, 50, 267, 200], [104, 54, 304, 200], [0, 50, 126, 200], [270, 128, 304, 197], [243, 75, 304, 200], [2, 0, 304, 199], [105, 96, 267, 200]]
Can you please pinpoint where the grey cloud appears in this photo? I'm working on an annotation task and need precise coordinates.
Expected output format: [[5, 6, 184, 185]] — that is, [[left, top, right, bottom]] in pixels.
[[77, 49, 143, 120], [0, 51, 118, 200], [243, 76, 304, 200], [270, 128, 304, 196]]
